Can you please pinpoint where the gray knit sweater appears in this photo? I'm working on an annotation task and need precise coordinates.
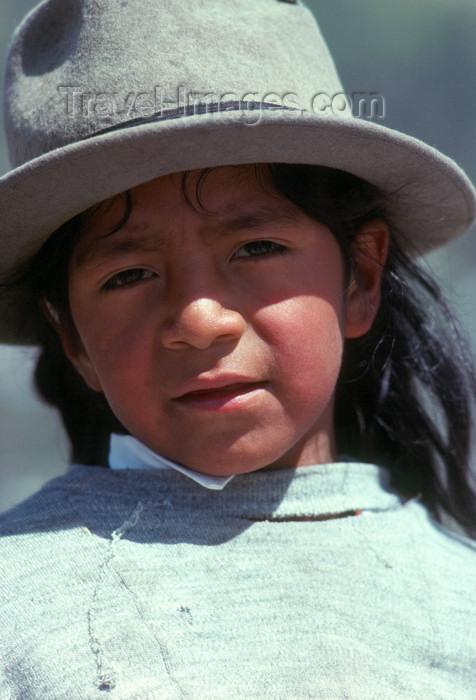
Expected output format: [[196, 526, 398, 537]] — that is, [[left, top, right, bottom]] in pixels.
[[0, 461, 474, 699]]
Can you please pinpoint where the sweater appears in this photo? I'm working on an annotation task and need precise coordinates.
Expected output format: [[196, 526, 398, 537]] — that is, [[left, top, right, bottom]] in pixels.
[[0, 461, 474, 699]]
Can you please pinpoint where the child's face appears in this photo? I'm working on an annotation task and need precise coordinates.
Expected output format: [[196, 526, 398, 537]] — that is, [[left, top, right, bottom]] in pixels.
[[57, 166, 382, 475]]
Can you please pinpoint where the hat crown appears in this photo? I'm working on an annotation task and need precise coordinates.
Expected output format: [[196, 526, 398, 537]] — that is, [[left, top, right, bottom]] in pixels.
[[4, 0, 343, 168]]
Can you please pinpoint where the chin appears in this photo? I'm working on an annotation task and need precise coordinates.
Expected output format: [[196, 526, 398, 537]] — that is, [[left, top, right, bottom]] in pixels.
[[175, 450, 276, 477]]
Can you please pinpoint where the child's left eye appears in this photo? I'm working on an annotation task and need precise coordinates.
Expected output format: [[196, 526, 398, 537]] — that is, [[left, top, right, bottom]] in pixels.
[[232, 240, 287, 259]]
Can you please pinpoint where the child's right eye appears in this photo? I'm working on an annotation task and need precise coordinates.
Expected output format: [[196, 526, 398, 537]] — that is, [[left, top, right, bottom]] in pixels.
[[102, 268, 157, 291]]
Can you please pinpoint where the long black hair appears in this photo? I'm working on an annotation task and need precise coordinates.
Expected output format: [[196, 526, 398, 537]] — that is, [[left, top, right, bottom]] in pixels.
[[22, 164, 476, 536]]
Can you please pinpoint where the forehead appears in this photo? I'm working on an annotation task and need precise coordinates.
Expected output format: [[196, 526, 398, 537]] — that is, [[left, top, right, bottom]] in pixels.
[[72, 165, 304, 265]]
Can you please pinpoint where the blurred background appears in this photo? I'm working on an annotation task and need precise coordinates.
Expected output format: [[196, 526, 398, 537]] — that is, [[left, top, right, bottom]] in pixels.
[[1, 0, 475, 511]]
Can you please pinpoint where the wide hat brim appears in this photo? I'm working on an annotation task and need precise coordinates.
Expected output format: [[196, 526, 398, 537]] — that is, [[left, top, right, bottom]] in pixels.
[[0, 105, 475, 344]]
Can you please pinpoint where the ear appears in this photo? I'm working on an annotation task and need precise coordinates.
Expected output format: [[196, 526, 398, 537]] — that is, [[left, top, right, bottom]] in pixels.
[[39, 299, 104, 393], [344, 220, 389, 339]]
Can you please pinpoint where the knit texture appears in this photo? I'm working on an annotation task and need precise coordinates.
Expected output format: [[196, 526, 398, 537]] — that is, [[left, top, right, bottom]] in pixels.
[[0, 462, 474, 699]]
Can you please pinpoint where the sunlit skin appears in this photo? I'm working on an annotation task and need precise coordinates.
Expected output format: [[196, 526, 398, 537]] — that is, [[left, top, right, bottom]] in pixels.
[[52, 166, 387, 476]]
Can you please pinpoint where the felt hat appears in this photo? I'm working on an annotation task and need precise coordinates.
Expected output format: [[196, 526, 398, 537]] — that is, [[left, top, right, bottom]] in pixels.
[[0, 0, 475, 344]]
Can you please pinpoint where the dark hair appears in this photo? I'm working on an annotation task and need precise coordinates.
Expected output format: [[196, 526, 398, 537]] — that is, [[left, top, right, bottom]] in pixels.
[[26, 164, 476, 536]]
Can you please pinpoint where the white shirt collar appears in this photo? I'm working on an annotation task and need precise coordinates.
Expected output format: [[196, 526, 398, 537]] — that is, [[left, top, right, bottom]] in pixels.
[[108, 433, 234, 491]]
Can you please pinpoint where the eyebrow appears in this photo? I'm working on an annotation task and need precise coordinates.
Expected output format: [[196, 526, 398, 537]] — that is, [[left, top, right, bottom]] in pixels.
[[73, 225, 166, 269], [74, 200, 301, 269], [200, 201, 300, 239]]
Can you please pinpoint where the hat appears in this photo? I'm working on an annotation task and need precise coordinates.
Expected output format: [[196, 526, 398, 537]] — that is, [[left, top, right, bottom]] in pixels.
[[1, 0, 475, 344]]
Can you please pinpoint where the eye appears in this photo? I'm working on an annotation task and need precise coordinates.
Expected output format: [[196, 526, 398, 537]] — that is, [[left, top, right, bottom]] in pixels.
[[232, 240, 287, 259], [102, 268, 157, 291]]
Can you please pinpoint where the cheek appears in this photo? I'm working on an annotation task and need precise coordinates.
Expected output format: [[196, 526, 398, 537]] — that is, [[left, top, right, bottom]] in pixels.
[[258, 254, 347, 356], [257, 292, 347, 400], [67, 287, 155, 400], [246, 250, 348, 410]]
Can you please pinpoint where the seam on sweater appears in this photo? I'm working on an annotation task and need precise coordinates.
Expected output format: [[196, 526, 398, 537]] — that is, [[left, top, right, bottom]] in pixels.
[[243, 510, 362, 522], [87, 500, 149, 693], [242, 501, 407, 523], [114, 569, 189, 699]]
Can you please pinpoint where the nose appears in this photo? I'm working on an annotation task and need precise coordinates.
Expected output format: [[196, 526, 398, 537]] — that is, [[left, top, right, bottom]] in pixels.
[[160, 294, 246, 350]]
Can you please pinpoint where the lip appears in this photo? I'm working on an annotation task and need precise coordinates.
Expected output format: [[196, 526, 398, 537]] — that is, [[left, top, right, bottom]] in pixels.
[[172, 377, 268, 411]]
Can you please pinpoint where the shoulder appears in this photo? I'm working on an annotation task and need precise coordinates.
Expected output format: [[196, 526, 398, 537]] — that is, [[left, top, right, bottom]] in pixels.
[[0, 465, 103, 535]]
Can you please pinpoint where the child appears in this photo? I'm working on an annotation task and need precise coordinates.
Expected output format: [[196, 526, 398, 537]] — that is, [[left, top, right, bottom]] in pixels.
[[0, 1, 475, 697]]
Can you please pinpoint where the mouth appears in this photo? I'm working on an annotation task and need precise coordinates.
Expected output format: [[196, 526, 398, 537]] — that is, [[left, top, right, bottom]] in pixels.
[[172, 381, 268, 411]]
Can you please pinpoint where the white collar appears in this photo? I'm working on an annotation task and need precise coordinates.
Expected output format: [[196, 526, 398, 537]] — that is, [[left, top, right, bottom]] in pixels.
[[108, 433, 234, 491]]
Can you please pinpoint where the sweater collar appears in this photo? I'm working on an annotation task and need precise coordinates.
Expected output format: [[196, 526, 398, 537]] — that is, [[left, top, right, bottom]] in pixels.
[[106, 434, 404, 519]]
